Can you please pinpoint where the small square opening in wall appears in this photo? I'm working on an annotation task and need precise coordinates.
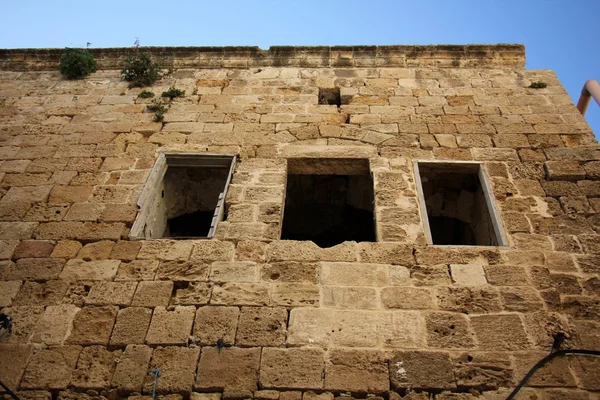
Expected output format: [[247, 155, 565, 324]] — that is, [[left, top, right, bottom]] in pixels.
[[130, 152, 236, 239], [281, 158, 376, 248], [415, 162, 507, 246], [318, 87, 341, 107]]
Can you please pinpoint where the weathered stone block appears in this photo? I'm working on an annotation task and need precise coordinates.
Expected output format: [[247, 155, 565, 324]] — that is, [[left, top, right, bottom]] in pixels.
[[380, 287, 433, 309], [425, 312, 475, 349], [450, 264, 487, 286], [110, 307, 153, 347], [12, 240, 55, 259], [0, 344, 33, 391], [172, 282, 212, 305], [452, 352, 512, 390], [31, 304, 80, 345], [261, 262, 317, 283], [271, 283, 319, 306], [155, 260, 210, 281], [260, 348, 324, 390], [132, 281, 173, 307], [70, 345, 122, 390], [13, 280, 69, 306], [86, 281, 137, 306], [137, 240, 194, 261], [146, 306, 195, 345], [514, 352, 576, 388], [142, 346, 200, 394], [66, 306, 118, 346], [436, 287, 501, 314], [193, 306, 239, 346], [6, 258, 65, 281], [235, 307, 287, 347], [320, 262, 388, 286], [59, 259, 119, 281], [470, 314, 531, 350], [195, 347, 260, 391], [210, 261, 258, 282], [390, 351, 456, 390], [115, 260, 159, 281], [111, 344, 153, 394], [211, 283, 270, 306], [0, 280, 21, 307], [21, 346, 81, 390], [324, 349, 389, 393], [322, 286, 378, 309]]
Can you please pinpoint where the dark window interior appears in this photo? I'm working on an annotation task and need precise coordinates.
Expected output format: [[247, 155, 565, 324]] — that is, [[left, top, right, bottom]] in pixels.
[[281, 158, 375, 248], [318, 87, 341, 107], [163, 166, 229, 237], [418, 163, 498, 246]]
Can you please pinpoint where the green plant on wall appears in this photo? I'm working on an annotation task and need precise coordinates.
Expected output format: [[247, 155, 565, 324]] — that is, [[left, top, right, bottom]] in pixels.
[[162, 87, 185, 99], [121, 52, 161, 87], [529, 81, 547, 89], [59, 48, 98, 79], [147, 99, 169, 122], [137, 90, 155, 99]]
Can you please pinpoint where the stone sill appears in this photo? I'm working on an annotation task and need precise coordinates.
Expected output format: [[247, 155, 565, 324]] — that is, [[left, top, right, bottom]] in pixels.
[[0, 44, 525, 71]]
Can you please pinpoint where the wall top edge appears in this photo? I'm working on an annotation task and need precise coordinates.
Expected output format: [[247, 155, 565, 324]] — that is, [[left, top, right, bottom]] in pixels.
[[0, 44, 526, 71]]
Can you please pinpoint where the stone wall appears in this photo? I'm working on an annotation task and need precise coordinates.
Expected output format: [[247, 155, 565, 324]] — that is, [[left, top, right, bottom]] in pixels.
[[0, 45, 599, 400]]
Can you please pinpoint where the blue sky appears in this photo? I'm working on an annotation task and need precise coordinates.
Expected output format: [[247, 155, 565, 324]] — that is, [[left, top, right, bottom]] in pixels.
[[1, 0, 599, 136]]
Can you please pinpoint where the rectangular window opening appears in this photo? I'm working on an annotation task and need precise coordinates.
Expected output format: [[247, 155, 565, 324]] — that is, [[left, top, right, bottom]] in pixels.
[[318, 87, 341, 107], [130, 152, 236, 239], [281, 158, 376, 248], [416, 162, 506, 246]]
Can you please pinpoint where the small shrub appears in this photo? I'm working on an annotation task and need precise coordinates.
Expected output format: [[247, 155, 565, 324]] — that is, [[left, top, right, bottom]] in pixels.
[[529, 81, 547, 89], [161, 86, 185, 99], [138, 90, 155, 99], [121, 52, 160, 87], [59, 48, 97, 79], [147, 99, 169, 123]]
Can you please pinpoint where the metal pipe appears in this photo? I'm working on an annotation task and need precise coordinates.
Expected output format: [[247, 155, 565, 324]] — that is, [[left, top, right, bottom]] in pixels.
[[577, 79, 600, 115]]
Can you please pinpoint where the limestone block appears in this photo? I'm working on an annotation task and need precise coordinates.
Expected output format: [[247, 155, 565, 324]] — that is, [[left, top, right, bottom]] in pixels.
[[425, 312, 475, 349], [499, 287, 544, 312], [452, 352, 513, 391], [358, 243, 414, 266], [110, 307, 153, 347], [111, 344, 153, 394], [86, 281, 137, 306], [267, 241, 357, 263], [235, 307, 287, 347], [260, 348, 324, 390], [70, 345, 122, 390], [50, 240, 82, 259], [48, 185, 93, 203], [193, 306, 239, 346], [77, 240, 115, 260], [320, 262, 389, 286], [172, 282, 212, 305], [235, 240, 266, 262], [211, 283, 270, 306], [115, 260, 159, 281], [0, 280, 21, 307], [21, 346, 81, 390], [66, 306, 118, 346], [190, 240, 235, 262], [142, 346, 200, 394], [450, 264, 487, 286], [0, 306, 44, 344], [12, 240, 55, 259], [146, 306, 195, 345], [278, 144, 377, 159], [0, 344, 33, 391], [59, 259, 119, 281], [287, 308, 334, 346], [271, 283, 319, 306], [31, 304, 80, 345], [260, 262, 317, 283], [195, 347, 260, 391], [390, 351, 456, 390], [381, 287, 433, 309], [14, 280, 69, 306], [64, 203, 105, 221], [132, 281, 173, 307], [6, 258, 65, 281], [513, 352, 576, 387], [0, 240, 18, 260], [322, 286, 378, 309], [470, 314, 531, 350], [109, 240, 141, 261], [137, 240, 194, 261], [210, 261, 258, 283], [436, 287, 501, 314], [324, 349, 389, 393], [483, 265, 529, 286], [1, 186, 51, 203]]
